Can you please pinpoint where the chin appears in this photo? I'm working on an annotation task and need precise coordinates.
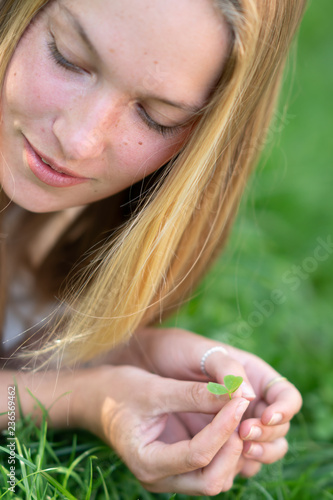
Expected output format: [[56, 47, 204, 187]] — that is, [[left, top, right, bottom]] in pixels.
[[3, 189, 71, 213]]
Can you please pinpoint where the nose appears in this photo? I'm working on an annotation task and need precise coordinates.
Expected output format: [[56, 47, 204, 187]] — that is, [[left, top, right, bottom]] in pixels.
[[53, 92, 119, 161]]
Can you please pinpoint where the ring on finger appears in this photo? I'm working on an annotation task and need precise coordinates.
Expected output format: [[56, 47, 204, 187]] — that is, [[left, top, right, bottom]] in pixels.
[[200, 346, 228, 378], [263, 376, 287, 399]]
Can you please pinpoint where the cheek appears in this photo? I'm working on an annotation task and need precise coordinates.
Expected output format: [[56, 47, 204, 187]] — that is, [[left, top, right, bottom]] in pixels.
[[112, 127, 188, 183], [3, 31, 67, 120], [114, 137, 177, 183]]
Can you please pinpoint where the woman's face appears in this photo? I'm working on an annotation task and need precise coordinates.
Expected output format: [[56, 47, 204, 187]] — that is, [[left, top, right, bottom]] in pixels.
[[0, 0, 228, 213]]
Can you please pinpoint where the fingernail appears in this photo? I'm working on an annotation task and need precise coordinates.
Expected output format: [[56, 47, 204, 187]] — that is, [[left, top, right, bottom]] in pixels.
[[246, 443, 263, 458], [240, 382, 256, 399], [267, 412, 283, 425], [243, 425, 262, 440], [235, 400, 250, 420]]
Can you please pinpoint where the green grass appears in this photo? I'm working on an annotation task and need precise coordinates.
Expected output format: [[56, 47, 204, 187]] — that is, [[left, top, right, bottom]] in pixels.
[[1, 0, 333, 497]]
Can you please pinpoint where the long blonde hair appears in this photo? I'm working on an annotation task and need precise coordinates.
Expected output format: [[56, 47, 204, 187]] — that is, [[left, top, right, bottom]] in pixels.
[[0, 0, 306, 370]]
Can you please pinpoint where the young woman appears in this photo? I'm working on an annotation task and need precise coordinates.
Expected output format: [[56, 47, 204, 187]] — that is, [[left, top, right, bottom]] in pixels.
[[0, 0, 305, 495]]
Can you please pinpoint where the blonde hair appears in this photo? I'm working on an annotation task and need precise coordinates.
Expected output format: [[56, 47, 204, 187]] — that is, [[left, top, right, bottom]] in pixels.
[[0, 0, 306, 370]]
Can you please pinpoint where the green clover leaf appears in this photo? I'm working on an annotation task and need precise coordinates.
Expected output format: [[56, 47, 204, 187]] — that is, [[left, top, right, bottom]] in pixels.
[[206, 383, 229, 396], [224, 375, 243, 394], [207, 375, 243, 400]]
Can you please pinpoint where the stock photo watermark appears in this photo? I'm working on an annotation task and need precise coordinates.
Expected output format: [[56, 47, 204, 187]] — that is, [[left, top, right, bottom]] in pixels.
[[6, 385, 17, 493], [235, 235, 333, 339]]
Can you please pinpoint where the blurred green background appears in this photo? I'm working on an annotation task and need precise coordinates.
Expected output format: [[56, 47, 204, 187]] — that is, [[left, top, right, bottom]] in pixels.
[[1, 0, 332, 498]]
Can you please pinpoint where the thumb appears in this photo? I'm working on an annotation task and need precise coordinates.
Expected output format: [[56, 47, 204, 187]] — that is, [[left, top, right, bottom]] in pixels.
[[142, 397, 250, 479], [154, 377, 232, 415]]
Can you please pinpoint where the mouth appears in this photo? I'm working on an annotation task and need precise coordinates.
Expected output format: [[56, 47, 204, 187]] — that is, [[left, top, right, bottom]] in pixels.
[[24, 137, 90, 188], [29, 140, 86, 178], [39, 155, 71, 175]]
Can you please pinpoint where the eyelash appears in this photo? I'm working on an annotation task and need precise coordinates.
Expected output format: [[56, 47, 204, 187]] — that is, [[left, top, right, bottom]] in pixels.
[[47, 36, 83, 74], [136, 105, 183, 138], [47, 34, 183, 139]]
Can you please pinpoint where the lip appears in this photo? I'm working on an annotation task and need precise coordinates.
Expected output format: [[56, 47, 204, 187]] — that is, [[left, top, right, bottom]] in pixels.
[[24, 137, 90, 188]]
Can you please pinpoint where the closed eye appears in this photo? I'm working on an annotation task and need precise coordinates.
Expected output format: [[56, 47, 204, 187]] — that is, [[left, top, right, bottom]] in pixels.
[[47, 33, 186, 139], [136, 104, 185, 139], [47, 33, 85, 74]]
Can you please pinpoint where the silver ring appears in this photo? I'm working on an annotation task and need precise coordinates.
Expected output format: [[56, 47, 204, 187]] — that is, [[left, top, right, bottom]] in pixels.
[[200, 346, 228, 378], [263, 376, 287, 399]]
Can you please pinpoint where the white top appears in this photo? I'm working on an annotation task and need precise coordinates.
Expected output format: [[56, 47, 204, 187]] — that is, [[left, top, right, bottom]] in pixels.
[[1, 205, 59, 355], [2, 268, 55, 353], [1, 204, 84, 357]]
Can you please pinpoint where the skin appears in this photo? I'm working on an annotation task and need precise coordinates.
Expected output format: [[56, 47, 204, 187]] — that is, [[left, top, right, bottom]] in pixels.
[[74, 328, 302, 494], [95, 328, 302, 495], [0, 0, 228, 212], [0, 0, 303, 494]]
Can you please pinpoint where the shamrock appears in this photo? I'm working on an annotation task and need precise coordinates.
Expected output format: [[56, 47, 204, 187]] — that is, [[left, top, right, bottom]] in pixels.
[[207, 375, 243, 400]]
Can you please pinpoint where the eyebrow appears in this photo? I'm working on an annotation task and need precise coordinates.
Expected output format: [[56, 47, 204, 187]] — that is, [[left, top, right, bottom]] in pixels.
[[59, 5, 203, 116]]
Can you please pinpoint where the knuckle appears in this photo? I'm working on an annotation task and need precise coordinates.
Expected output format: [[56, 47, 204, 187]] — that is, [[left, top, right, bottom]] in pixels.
[[202, 482, 222, 497], [135, 468, 157, 485], [221, 477, 235, 492], [185, 382, 205, 409], [222, 477, 234, 491], [231, 435, 244, 456], [134, 451, 159, 484], [242, 463, 262, 478], [265, 439, 289, 464], [187, 448, 212, 470], [202, 477, 234, 496], [225, 436, 244, 460]]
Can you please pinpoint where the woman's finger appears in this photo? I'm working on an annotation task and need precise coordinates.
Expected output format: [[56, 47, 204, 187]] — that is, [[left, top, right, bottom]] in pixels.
[[236, 456, 262, 479], [189, 432, 244, 495], [227, 346, 301, 414], [239, 418, 290, 442], [198, 344, 257, 399], [252, 400, 268, 418], [260, 382, 303, 426], [242, 437, 289, 464], [239, 459, 262, 478], [153, 377, 232, 414], [138, 398, 249, 481], [146, 431, 244, 496]]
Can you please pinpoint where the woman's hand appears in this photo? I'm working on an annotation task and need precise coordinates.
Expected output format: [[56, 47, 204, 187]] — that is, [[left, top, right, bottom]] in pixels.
[[202, 341, 302, 477], [73, 364, 250, 495], [228, 344, 302, 477], [104, 327, 302, 478]]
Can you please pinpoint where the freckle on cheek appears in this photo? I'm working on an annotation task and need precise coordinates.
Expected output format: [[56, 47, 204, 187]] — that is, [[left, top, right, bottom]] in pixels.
[[123, 141, 128, 146], [138, 142, 143, 145]]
